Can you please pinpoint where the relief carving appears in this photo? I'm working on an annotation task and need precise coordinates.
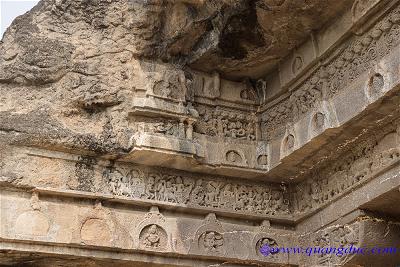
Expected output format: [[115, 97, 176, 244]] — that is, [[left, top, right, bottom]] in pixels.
[[78, 202, 115, 247], [135, 207, 171, 251], [14, 193, 50, 238], [104, 166, 289, 216], [240, 81, 257, 101], [226, 150, 242, 164], [150, 69, 186, 102], [292, 56, 304, 74], [262, 6, 400, 134], [284, 134, 295, 152], [256, 79, 267, 104], [313, 112, 325, 130], [200, 231, 224, 253], [294, 126, 400, 213], [257, 237, 279, 257], [194, 104, 257, 140], [257, 154, 268, 166], [140, 224, 166, 249], [190, 213, 226, 255], [131, 119, 181, 138], [311, 223, 360, 265]]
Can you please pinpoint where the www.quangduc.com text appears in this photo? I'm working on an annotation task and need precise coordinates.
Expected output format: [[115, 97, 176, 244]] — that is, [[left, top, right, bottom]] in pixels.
[[260, 244, 400, 257]]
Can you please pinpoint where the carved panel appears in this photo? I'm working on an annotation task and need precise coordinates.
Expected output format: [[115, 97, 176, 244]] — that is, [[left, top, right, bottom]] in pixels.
[[309, 223, 360, 266], [262, 6, 400, 138], [103, 166, 289, 216], [140, 224, 167, 250], [294, 124, 400, 213], [194, 104, 257, 140], [189, 213, 226, 256], [134, 207, 173, 251]]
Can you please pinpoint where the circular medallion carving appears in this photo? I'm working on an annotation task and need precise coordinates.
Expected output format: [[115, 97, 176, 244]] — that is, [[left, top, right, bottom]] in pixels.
[[226, 150, 242, 163], [199, 231, 224, 253], [139, 224, 167, 250], [257, 237, 279, 257], [81, 218, 111, 245], [15, 211, 50, 237], [257, 154, 268, 166]]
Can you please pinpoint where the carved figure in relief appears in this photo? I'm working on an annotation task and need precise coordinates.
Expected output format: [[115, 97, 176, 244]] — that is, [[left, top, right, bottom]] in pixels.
[[342, 226, 359, 246], [143, 224, 160, 248], [246, 189, 256, 212], [272, 191, 289, 214], [190, 179, 205, 205], [145, 175, 157, 200], [156, 180, 166, 201], [313, 112, 325, 129], [313, 232, 331, 264], [182, 178, 195, 204], [106, 166, 289, 215], [310, 181, 322, 207], [153, 122, 175, 136], [165, 179, 176, 203], [257, 237, 279, 257], [219, 184, 235, 209], [257, 155, 268, 166], [285, 134, 295, 151], [108, 170, 119, 195], [235, 185, 248, 210], [226, 150, 242, 163], [175, 176, 185, 204], [247, 118, 257, 141], [256, 79, 267, 104], [128, 169, 144, 198], [292, 56, 303, 74], [319, 178, 329, 201], [205, 181, 220, 207], [112, 170, 131, 196], [193, 105, 257, 140], [253, 188, 264, 211], [262, 191, 272, 214], [202, 231, 224, 252], [380, 148, 400, 167]]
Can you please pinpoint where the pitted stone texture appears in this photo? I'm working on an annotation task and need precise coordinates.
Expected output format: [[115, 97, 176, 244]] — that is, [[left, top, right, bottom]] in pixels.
[[0, 0, 354, 83]]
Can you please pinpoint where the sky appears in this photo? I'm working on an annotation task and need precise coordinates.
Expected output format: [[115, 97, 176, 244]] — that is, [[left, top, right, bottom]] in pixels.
[[0, 0, 39, 38]]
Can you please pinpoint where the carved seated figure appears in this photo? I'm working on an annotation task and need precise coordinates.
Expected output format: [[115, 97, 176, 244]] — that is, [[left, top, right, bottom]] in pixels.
[[203, 231, 223, 252], [143, 225, 160, 248]]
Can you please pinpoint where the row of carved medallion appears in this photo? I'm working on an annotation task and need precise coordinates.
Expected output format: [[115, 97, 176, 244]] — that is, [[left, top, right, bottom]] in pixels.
[[261, 4, 400, 139]]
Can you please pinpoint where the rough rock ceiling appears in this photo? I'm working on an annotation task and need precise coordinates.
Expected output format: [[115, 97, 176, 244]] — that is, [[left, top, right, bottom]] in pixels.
[[0, 0, 354, 85], [120, 0, 355, 80], [188, 0, 355, 80]]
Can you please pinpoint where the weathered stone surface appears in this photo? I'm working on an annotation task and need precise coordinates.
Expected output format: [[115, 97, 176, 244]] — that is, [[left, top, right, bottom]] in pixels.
[[1, 0, 400, 266]]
